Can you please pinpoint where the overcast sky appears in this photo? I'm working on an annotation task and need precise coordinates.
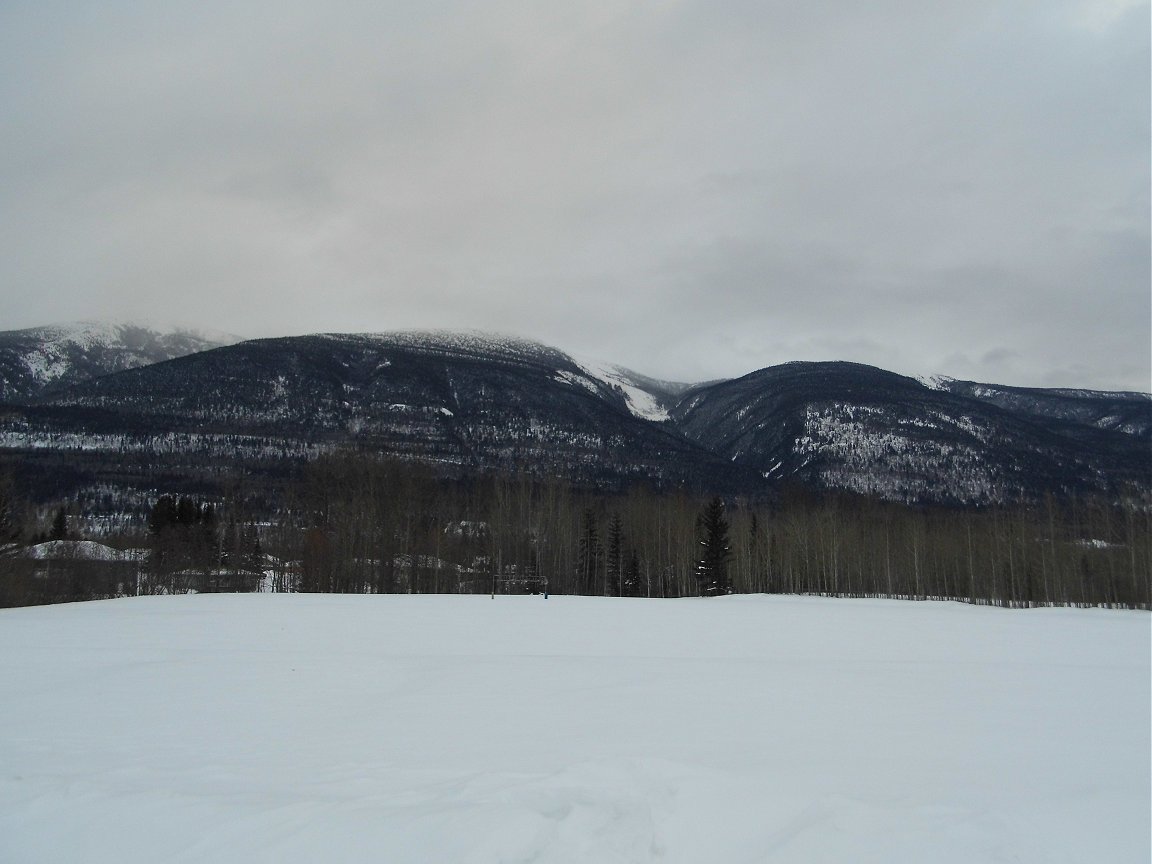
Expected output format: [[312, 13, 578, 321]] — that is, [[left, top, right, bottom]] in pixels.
[[1, 1, 1148, 389]]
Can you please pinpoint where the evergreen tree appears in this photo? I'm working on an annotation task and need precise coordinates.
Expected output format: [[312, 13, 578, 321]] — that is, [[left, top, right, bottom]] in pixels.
[[0, 475, 22, 546], [176, 496, 198, 527], [576, 509, 601, 595], [145, 495, 221, 592], [696, 497, 732, 597], [623, 550, 642, 598], [241, 525, 263, 572], [195, 503, 219, 569], [146, 496, 179, 590], [149, 496, 177, 535], [50, 508, 68, 542], [606, 512, 623, 596], [222, 519, 240, 568]]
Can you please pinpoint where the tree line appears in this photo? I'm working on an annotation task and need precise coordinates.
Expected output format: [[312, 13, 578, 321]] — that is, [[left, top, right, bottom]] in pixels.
[[262, 453, 1149, 608], [1, 453, 1149, 608]]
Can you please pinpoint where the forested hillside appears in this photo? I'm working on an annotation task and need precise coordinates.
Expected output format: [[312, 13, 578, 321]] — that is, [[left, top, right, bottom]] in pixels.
[[3, 454, 1147, 609]]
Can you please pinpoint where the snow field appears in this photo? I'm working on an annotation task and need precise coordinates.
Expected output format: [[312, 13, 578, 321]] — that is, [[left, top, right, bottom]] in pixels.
[[0, 594, 1147, 863]]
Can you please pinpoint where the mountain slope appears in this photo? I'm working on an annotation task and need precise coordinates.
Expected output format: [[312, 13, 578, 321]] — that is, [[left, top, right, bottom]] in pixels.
[[37, 331, 730, 488], [0, 322, 239, 402], [570, 358, 694, 422], [932, 378, 1151, 439], [670, 361, 1150, 503], [2, 329, 1148, 505]]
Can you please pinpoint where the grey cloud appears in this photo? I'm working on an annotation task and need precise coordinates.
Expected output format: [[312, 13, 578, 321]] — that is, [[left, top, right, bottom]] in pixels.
[[0, 0, 1147, 391]]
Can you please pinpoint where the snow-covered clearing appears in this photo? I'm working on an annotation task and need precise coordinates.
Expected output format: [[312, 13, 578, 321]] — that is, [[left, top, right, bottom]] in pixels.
[[0, 594, 1147, 863]]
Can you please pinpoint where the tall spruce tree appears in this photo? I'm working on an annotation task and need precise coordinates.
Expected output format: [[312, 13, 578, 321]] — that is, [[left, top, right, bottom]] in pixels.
[[623, 550, 642, 598], [50, 508, 68, 542], [696, 497, 732, 597], [0, 475, 21, 547], [606, 512, 623, 596], [577, 509, 601, 595]]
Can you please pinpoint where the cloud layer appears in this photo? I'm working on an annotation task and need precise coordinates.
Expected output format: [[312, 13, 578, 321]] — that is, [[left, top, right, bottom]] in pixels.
[[2, 0, 1148, 388]]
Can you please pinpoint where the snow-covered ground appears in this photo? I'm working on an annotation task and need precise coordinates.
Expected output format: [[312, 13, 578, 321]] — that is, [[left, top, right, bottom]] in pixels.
[[0, 594, 1147, 863]]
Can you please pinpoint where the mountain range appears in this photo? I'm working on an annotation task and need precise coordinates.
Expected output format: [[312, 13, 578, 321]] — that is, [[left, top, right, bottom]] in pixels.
[[0, 323, 1148, 506], [0, 321, 238, 402]]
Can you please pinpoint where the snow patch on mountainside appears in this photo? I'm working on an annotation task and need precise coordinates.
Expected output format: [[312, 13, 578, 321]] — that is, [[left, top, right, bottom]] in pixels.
[[21, 348, 69, 383], [552, 368, 602, 395], [797, 403, 1002, 502], [915, 374, 956, 391], [574, 357, 673, 421]]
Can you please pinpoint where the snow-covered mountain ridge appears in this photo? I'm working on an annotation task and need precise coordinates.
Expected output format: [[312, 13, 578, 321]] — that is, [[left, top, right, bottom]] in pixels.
[[932, 377, 1151, 437], [0, 321, 239, 401], [0, 326, 1148, 505], [14, 330, 726, 490], [321, 331, 689, 423]]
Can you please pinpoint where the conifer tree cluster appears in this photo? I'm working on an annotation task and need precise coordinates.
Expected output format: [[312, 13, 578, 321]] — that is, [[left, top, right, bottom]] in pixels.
[[142, 496, 266, 594], [146, 496, 220, 590]]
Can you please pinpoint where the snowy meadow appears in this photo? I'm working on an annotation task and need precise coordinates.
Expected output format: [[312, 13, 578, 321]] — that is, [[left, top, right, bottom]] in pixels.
[[1, 594, 1148, 863]]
